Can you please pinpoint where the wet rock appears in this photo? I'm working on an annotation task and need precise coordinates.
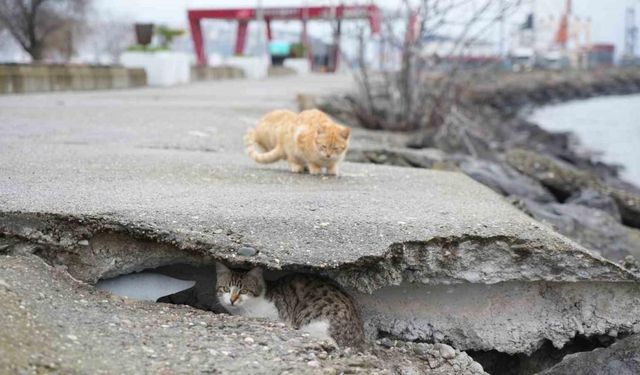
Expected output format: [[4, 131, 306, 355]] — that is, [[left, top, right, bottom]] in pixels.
[[567, 188, 621, 221], [519, 199, 640, 262], [538, 334, 640, 375], [506, 149, 640, 228], [457, 157, 555, 202], [505, 149, 590, 197]]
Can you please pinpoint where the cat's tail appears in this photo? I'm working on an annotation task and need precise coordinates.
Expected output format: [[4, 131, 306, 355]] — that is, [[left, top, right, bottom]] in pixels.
[[250, 146, 284, 164], [245, 128, 283, 164]]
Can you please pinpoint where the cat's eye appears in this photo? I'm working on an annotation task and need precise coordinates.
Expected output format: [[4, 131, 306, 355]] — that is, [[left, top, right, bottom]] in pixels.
[[218, 286, 229, 293], [240, 289, 248, 294]]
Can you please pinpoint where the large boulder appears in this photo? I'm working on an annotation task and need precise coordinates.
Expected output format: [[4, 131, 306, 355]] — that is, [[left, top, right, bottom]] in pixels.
[[567, 188, 622, 221], [458, 157, 555, 202]]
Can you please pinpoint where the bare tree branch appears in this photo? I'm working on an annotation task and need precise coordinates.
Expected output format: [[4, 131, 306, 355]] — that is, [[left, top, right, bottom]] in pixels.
[[0, 0, 89, 61], [339, 0, 522, 133]]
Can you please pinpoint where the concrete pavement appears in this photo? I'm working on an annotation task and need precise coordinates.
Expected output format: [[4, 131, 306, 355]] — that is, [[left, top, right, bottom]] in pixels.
[[1, 75, 639, 360]]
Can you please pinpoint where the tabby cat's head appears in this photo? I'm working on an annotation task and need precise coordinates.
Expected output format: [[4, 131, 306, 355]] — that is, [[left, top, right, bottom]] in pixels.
[[215, 262, 266, 308]]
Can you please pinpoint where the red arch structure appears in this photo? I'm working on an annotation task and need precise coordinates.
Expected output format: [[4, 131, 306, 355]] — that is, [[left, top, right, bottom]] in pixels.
[[187, 5, 381, 71]]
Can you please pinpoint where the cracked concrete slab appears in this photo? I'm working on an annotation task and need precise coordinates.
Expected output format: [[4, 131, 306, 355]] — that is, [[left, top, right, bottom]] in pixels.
[[2, 254, 488, 375], [1, 75, 639, 358]]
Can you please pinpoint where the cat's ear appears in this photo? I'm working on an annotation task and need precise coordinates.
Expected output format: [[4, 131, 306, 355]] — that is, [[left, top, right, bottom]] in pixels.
[[340, 126, 351, 140], [246, 267, 263, 280], [216, 262, 230, 275]]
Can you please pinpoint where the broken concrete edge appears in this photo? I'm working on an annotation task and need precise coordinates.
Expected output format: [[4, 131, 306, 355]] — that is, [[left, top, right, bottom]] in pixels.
[[0, 255, 488, 375], [1, 210, 636, 294]]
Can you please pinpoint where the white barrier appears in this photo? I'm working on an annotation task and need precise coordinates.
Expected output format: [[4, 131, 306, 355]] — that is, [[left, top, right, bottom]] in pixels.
[[283, 58, 310, 75], [121, 51, 191, 86], [224, 55, 270, 79]]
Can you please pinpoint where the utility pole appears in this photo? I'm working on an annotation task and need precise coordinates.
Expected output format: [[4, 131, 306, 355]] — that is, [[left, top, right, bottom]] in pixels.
[[499, 0, 505, 57], [256, 0, 266, 56]]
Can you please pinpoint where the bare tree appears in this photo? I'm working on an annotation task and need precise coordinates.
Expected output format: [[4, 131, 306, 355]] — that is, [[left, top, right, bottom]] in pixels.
[[344, 0, 522, 133], [85, 17, 133, 64], [0, 0, 88, 61]]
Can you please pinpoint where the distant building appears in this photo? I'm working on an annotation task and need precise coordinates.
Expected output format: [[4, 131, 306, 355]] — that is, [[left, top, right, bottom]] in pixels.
[[580, 44, 615, 69]]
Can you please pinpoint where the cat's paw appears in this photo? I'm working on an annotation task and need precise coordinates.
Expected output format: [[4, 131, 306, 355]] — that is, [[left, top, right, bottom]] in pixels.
[[308, 165, 322, 175], [289, 164, 305, 173], [326, 165, 338, 176]]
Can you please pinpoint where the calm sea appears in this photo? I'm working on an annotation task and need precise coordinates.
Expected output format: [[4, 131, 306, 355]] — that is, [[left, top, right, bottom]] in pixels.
[[529, 94, 640, 186]]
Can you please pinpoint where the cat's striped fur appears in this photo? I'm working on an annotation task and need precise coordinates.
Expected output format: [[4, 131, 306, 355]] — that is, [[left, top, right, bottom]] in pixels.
[[215, 262, 365, 349]]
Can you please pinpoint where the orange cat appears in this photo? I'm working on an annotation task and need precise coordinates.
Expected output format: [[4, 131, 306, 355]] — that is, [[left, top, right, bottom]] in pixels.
[[245, 109, 351, 175]]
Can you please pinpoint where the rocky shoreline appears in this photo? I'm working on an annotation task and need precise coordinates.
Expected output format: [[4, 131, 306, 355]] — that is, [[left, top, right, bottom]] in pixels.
[[320, 69, 640, 267], [467, 69, 640, 116]]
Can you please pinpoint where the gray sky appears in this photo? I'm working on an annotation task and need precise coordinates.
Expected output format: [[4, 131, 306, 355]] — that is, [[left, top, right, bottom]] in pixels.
[[95, 0, 639, 55]]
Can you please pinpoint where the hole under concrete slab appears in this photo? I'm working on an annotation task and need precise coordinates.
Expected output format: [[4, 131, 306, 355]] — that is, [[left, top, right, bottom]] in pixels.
[[95, 263, 293, 315], [96, 264, 227, 313], [467, 334, 623, 375]]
